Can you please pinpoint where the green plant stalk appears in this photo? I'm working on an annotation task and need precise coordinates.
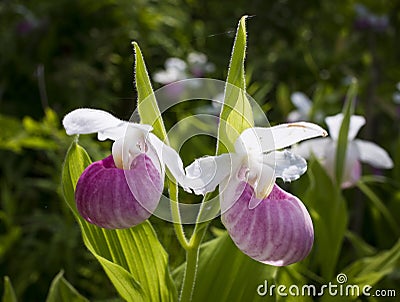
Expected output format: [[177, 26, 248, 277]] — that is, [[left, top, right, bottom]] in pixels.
[[179, 221, 209, 302], [169, 179, 189, 249], [178, 193, 212, 301]]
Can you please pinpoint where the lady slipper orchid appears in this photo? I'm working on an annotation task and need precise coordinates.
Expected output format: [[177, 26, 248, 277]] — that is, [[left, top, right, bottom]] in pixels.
[[287, 92, 313, 122], [287, 92, 323, 123], [63, 108, 187, 229], [185, 122, 327, 266], [292, 113, 394, 188]]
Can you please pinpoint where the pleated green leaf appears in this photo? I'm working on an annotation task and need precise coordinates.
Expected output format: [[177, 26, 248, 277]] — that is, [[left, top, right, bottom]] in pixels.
[[45, 271, 88, 302], [62, 141, 177, 302], [2, 277, 17, 302], [217, 15, 254, 154]]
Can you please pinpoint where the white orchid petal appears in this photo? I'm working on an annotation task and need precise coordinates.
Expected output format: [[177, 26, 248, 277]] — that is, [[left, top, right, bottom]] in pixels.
[[263, 150, 307, 182], [325, 113, 365, 141], [99, 121, 152, 141], [348, 116, 366, 141], [342, 143, 361, 188], [147, 133, 189, 191], [287, 110, 302, 122], [97, 123, 128, 141], [219, 159, 247, 214], [63, 108, 153, 141], [248, 163, 275, 209], [291, 92, 312, 114], [355, 139, 394, 169], [325, 114, 343, 141], [184, 153, 233, 195], [63, 108, 124, 136], [111, 125, 154, 169], [236, 123, 327, 154], [341, 159, 361, 189], [291, 137, 331, 159]]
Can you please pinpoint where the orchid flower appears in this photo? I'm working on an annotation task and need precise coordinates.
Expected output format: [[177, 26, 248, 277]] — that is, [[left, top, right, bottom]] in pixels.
[[187, 52, 215, 77], [153, 52, 215, 85], [292, 113, 394, 188], [185, 122, 327, 266], [287, 92, 323, 123], [153, 58, 188, 84], [287, 92, 312, 122], [393, 82, 400, 104], [63, 108, 187, 229]]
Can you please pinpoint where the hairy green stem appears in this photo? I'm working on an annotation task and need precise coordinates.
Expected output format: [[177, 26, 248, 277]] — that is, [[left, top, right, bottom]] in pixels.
[[179, 194, 212, 301], [169, 180, 189, 249], [179, 222, 209, 302]]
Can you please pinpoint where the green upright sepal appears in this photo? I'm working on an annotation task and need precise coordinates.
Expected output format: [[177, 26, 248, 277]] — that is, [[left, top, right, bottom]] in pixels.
[[217, 16, 254, 154]]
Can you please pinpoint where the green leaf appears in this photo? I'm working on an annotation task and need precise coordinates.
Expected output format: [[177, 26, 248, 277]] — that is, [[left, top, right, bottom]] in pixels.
[[275, 266, 314, 302], [343, 239, 400, 288], [2, 277, 17, 302], [305, 158, 348, 279], [217, 16, 254, 154], [62, 141, 178, 302], [175, 232, 278, 302], [321, 239, 400, 301], [133, 42, 168, 142], [356, 181, 400, 235], [335, 80, 358, 186], [45, 271, 89, 302], [345, 231, 376, 258]]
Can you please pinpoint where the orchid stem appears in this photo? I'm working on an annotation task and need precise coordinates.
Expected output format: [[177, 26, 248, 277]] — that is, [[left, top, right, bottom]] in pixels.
[[180, 222, 208, 302], [169, 180, 189, 249], [179, 195, 211, 302]]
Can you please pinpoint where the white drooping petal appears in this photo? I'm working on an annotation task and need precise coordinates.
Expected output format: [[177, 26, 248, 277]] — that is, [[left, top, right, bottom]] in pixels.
[[219, 158, 248, 214], [325, 113, 366, 141], [291, 137, 331, 159], [147, 133, 189, 191], [62, 108, 152, 141], [263, 150, 307, 182], [236, 123, 327, 154], [354, 139, 394, 169], [184, 153, 233, 195], [63, 108, 124, 136]]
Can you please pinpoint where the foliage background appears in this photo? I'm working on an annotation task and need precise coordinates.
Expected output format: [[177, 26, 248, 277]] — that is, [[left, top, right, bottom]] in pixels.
[[1, 0, 399, 301]]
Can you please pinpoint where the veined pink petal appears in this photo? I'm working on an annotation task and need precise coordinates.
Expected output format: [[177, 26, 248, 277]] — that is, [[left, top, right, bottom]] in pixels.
[[221, 183, 313, 266], [75, 154, 162, 229]]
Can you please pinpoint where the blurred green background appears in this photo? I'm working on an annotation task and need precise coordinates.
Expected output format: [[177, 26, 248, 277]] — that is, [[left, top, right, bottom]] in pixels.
[[1, 0, 399, 301]]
